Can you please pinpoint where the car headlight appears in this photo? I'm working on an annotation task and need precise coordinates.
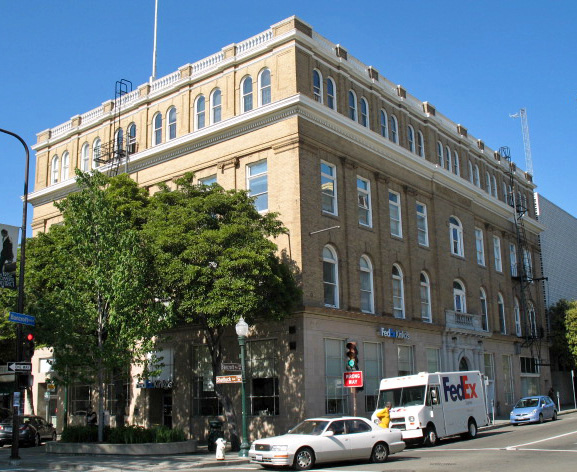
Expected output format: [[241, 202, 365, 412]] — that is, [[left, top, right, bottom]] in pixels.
[[271, 445, 288, 452], [249, 444, 255, 451], [408, 416, 415, 422], [531, 409, 538, 415]]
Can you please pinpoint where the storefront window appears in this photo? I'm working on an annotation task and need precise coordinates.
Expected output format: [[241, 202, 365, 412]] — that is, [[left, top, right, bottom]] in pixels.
[[69, 385, 91, 415], [325, 339, 348, 414], [248, 340, 279, 416], [425, 348, 440, 373], [398, 345, 414, 376], [363, 342, 382, 412]]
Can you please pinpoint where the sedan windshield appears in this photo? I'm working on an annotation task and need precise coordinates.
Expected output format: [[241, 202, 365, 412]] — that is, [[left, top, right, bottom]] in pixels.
[[378, 385, 426, 408], [288, 420, 329, 435], [515, 398, 540, 408]]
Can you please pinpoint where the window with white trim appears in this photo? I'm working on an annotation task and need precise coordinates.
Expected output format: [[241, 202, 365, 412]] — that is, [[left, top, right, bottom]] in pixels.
[[127, 123, 137, 154], [492, 175, 498, 198], [453, 280, 466, 313], [480, 288, 488, 331], [199, 175, 217, 186], [50, 155, 59, 184], [323, 246, 339, 308], [167, 107, 177, 140], [390, 115, 398, 143], [407, 125, 415, 152], [453, 151, 460, 176], [426, 347, 440, 373], [348, 90, 357, 121], [445, 145, 451, 171], [484, 353, 495, 380], [61, 151, 70, 181], [195, 96, 206, 130], [420, 272, 432, 322], [258, 68, 271, 106], [247, 160, 268, 212], [498, 293, 506, 334], [523, 249, 533, 279], [327, 77, 336, 110], [468, 160, 474, 184], [357, 177, 372, 227], [153, 113, 162, 145], [392, 264, 405, 319], [437, 142, 444, 167], [474, 164, 480, 187], [380, 110, 388, 138], [514, 298, 522, 336], [417, 131, 425, 157], [449, 216, 464, 257], [360, 255, 374, 313], [360, 97, 369, 127], [313, 69, 323, 103], [528, 302, 537, 337], [325, 339, 347, 414], [210, 89, 222, 124], [416, 202, 428, 246], [486, 171, 492, 195], [241, 76, 253, 113], [398, 345, 414, 376], [510, 243, 518, 277], [363, 342, 382, 412], [321, 161, 337, 215], [475, 228, 485, 266], [92, 138, 101, 168], [493, 236, 502, 272], [81, 143, 90, 171], [389, 191, 402, 237]]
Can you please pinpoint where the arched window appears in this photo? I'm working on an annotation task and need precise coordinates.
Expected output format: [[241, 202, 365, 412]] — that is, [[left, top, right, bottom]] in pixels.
[[453, 151, 460, 175], [61, 151, 69, 181], [514, 298, 522, 336], [486, 171, 492, 194], [210, 89, 222, 124], [445, 145, 452, 171], [152, 113, 162, 145], [498, 293, 506, 334], [407, 125, 415, 152], [453, 280, 466, 313], [449, 216, 464, 257], [241, 76, 253, 113], [313, 69, 322, 103], [167, 107, 177, 140], [528, 301, 537, 337], [195, 96, 206, 130], [92, 138, 101, 168], [437, 142, 444, 167], [459, 357, 470, 371], [474, 164, 480, 187], [468, 160, 474, 183], [390, 115, 398, 143], [360, 255, 374, 313], [360, 97, 369, 128], [420, 272, 432, 322], [348, 90, 357, 121], [417, 131, 425, 157], [327, 77, 336, 110], [380, 110, 388, 138], [323, 245, 339, 308], [480, 288, 488, 331], [50, 155, 59, 184], [392, 264, 405, 319], [492, 175, 498, 198], [81, 143, 90, 171], [258, 68, 271, 106], [127, 123, 137, 154]]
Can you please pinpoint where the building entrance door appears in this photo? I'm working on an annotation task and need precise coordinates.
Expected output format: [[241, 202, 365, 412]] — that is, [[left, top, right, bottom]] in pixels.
[[162, 392, 172, 428]]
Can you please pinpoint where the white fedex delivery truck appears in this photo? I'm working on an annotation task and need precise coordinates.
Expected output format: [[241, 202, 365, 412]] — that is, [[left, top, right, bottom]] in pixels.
[[371, 371, 489, 446]]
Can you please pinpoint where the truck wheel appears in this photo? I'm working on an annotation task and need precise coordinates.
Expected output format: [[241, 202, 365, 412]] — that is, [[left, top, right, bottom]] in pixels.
[[423, 426, 438, 447], [462, 419, 477, 439]]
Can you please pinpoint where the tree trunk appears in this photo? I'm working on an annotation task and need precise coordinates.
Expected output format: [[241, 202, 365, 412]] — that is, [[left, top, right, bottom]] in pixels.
[[215, 388, 240, 451]]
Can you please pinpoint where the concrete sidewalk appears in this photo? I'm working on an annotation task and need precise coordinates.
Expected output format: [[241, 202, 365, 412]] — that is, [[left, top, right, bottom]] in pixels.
[[1, 410, 575, 472]]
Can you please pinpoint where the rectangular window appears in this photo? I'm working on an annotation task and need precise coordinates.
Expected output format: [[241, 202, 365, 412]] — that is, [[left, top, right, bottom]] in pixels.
[[69, 385, 91, 415], [248, 340, 279, 416], [389, 191, 402, 237], [199, 175, 217, 186], [357, 177, 372, 227], [363, 342, 382, 412], [106, 381, 130, 416], [416, 202, 429, 246], [502, 354, 514, 405], [247, 160, 268, 212], [475, 228, 485, 266], [520, 356, 540, 374], [510, 243, 518, 277], [321, 162, 337, 215], [425, 348, 440, 373], [493, 236, 502, 272], [484, 353, 495, 380], [192, 345, 222, 416], [523, 249, 533, 278], [397, 345, 414, 376], [325, 339, 347, 415]]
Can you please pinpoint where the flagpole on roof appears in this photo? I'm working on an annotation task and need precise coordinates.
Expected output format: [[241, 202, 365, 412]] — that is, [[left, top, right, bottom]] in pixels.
[[150, 0, 159, 83]]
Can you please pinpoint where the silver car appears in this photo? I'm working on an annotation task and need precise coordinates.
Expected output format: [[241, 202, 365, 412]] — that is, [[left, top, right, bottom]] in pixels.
[[249, 416, 405, 470]]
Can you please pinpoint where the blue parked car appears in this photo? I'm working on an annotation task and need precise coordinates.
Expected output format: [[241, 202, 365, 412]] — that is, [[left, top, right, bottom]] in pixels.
[[510, 395, 557, 425]]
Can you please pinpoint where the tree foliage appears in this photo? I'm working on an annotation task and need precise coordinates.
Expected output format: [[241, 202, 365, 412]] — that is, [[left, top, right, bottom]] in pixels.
[[565, 300, 577, 365], [548, 299, 576, 371]]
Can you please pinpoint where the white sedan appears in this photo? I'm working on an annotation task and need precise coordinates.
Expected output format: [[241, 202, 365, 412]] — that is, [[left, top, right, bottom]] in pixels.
[[249, 416, 405, 470]]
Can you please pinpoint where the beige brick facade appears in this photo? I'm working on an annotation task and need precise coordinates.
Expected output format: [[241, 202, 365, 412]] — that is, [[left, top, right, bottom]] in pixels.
[[30, 16, 549, 440]]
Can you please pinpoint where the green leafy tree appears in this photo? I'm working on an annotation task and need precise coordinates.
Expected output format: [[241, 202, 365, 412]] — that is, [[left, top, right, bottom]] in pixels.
[[142, 174, 300, 450], [25, 171, 164, 441], [565, 300, 577, 365], [0, 289, 17, 366], [548, 299, 576, 371]]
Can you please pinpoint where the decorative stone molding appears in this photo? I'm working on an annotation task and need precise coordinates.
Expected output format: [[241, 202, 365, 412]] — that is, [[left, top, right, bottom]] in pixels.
[[222, 44, 236, 59], [335, 44, 348, 60], [368, 66, 379, 81], [273, 16, 312, 38], [102, 100, 114, 113], [477, 139, 485, 151], [493, 151, 501, 161], [71, 115, 81, 128], [178, 64, 192, 78], [217, 156, 239, 172], [457, 124, 468, 137], [396, 85, 407, 99], [138, 84, 151, 98], [423, 102, 436, 116]]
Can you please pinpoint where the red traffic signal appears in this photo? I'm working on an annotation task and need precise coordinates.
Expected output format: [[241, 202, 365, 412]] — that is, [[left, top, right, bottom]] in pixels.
[[26, 333, 34, 342], [23, 333, 35, 360]]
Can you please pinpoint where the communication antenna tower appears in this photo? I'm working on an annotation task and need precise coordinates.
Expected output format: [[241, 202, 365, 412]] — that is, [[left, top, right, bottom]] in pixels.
[[510, 108, 534, 176]]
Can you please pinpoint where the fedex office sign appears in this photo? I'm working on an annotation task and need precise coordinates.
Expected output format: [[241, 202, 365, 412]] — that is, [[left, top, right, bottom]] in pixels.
[[442, 375, 478, 402]]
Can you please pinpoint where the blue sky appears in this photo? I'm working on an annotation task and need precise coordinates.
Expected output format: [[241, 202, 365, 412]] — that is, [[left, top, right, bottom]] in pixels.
[[1, 0, 576, 231]]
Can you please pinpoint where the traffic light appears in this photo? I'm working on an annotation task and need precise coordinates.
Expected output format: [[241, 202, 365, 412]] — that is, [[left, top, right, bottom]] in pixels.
[[23, 333, 35, 360], [345, 341, 359, 371]]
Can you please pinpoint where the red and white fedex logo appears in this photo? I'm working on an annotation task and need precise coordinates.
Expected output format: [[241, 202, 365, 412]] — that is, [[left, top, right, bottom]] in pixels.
[[442, 375, 478, 402]]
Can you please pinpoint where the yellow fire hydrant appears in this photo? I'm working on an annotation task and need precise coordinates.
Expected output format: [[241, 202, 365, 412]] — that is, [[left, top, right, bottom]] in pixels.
[[215, 437, 226, 460]]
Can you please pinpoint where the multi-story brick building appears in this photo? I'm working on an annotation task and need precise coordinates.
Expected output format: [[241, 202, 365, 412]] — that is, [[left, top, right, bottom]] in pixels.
[[29, 17, 549, 438]]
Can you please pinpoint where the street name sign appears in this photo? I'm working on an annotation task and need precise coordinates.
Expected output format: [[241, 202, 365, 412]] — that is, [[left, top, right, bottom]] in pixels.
[[216, 375, 242, 384], [8, 312, 36, 326], [7, 362, 32, 372], [343, 371, 364, 388], [221, 362, 242, 372]]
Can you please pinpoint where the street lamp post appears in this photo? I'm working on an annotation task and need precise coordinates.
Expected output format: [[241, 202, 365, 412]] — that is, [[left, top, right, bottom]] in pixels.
[[235, 317, 250, 457]]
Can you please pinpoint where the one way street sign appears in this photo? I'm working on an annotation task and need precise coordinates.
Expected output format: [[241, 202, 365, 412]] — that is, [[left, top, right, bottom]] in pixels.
[[7, 362, 32, 372]]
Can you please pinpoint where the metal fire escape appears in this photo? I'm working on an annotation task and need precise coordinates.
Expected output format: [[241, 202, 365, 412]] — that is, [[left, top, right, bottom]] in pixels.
[[94, 80, 134, 175], [501, 146, 544, 363]]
